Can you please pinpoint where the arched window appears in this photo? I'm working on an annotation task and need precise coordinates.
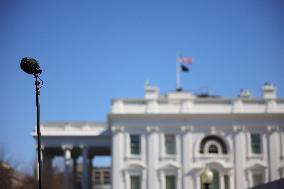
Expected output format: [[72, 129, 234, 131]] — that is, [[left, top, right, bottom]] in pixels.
[[208, 144, 218, 154], [200, 135, 227, 154]]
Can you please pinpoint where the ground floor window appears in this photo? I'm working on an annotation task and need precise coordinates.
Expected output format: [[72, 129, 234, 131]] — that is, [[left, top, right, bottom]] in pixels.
[[130, 175, 141, 189], [166, 175, 176, 189], [224, 175, 230, 189], [211, 170, 220, 189], [252, 173, 263, 187]]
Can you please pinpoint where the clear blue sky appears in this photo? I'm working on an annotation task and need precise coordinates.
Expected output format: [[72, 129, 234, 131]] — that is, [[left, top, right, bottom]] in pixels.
[[1, 0, 284, 172]]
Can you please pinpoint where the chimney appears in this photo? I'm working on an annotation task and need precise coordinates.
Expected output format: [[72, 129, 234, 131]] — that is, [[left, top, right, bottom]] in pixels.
[[238, 89, 251, 99], [262, 82, 277, 100], [144, 82, 159, 100]]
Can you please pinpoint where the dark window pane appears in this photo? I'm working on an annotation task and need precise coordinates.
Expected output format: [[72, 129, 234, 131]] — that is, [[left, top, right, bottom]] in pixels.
[[224, 175, 230, 189], [208, 144, 218, 154], [211, 171, 220, 189], [165, 134, 176, 155], [166, 175, 176, 189], [253, 173, 263, 186], [130, 135, 140, 155], [131, 176, 140, 189], [251, 134, 261, 154]]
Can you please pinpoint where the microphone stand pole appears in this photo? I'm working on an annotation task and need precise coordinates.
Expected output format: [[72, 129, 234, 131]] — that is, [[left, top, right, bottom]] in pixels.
[[35, 74, 42, 189]]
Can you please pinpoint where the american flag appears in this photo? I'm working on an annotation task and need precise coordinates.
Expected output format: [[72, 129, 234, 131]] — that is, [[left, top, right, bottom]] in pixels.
[[177, 56, 193, 64]]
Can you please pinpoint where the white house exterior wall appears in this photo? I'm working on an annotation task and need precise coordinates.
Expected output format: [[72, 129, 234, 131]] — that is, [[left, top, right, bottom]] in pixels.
[[109, 84, 284, 189]]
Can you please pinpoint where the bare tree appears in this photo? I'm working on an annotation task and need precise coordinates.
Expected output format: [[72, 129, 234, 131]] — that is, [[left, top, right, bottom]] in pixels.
[[0, 146, 66, 189], [0, 161, 13, 189]]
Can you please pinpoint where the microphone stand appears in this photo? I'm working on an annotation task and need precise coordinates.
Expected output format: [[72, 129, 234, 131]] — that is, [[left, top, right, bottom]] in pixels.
[[34, 74, 43, 189]]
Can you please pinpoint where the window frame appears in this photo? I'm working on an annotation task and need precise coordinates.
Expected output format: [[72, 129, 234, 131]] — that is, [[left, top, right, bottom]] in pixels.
[[199, 135, 228, 154], [165, 175, 177, 189], [252, 172, 264, 187], [250, 133, 262, 154], [165, 134, 176, 155], [130, 134, 141, 155], [130, 175, 141, 189]]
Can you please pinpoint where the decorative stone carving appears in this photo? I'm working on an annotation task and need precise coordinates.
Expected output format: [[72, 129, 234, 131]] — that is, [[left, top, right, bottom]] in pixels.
[[180, 125, 194, 133], [111, 126, 125, 133], [146, 126, 159, 133], [210, 126, 216, 134], [233, 125, 246, 133], [267, 125, 279, 133]]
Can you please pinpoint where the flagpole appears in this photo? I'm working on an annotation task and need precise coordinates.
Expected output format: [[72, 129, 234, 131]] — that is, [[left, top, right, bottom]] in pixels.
[[176, 58, 181, 91]]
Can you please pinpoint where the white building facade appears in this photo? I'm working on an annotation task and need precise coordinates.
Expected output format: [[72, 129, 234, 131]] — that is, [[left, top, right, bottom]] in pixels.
[[38, 83, 284, 189], [109, 83, 284, 189]]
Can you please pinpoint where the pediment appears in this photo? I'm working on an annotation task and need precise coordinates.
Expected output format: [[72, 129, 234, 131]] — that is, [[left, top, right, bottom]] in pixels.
[[246, 162, 267, 171], [124, 162, 146, 170], [159, 162, 180, 171]]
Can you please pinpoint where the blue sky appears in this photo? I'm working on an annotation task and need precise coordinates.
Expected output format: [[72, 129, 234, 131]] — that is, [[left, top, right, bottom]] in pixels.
[[0, 0, 284, 172]]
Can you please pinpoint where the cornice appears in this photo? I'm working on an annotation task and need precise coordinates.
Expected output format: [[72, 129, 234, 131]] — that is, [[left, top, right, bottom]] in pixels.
[[109, 113, 284, 120]]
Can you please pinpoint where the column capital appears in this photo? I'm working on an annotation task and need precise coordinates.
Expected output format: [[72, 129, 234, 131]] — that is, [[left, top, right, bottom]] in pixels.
[[146, 126, 159, 133], [209, 126, 217, 134], [111, 126, 124, 133], [62, 144, 73, 150], [180, 125, 194, 133], [233, 125, 246, 133], [63, 147, 72, 161], [267, 125, 279, 133]]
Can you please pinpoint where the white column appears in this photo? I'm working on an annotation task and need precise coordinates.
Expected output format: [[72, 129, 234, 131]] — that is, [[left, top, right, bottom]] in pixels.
[[229, 173, 234, 189], [233, 125, 246, 189], [267, 125, 280, 181], [111, 126, 124, 189], [146, 126, 159, 189], [180, 126, 194, 189], [142, 169, 147, 189], [220, 174, 225, 189], [247, 170, 252, 188], [194, 174, 201, 189], [82, 146, 90, 189], [63, 145, 73, 189]]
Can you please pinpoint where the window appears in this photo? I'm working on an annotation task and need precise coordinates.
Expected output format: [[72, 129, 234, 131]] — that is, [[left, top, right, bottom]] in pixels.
[[208, 144, 218, 154], [130, 176, 141, 189], [130, 135, 140, 155], [199, 135, 227, 154], [211, 170, 220, 189], [166, 175, 176, 189], [252, 173, 263, 187], [251, 133, 261, 154], [224, 175, 230, 189], [165, 134, 176, 155]]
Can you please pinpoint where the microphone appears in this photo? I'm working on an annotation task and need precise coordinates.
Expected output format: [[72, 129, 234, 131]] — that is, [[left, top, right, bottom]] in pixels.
[[20, 57, 42, 75]]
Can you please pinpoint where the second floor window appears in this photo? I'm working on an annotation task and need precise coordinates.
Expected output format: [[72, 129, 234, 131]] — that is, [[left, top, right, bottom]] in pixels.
[[130, 134, 140, 155], [165, 134, 176, 155], [199, 135, 227, 154], [251, 133, 261, 154]]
